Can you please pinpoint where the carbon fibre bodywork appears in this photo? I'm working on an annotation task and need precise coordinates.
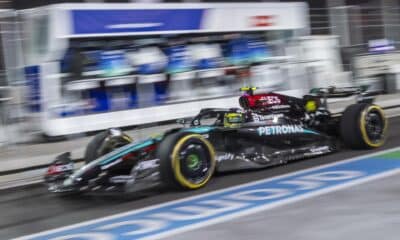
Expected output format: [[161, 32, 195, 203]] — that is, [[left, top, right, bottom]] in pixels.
[[45, 112, 335, 194]]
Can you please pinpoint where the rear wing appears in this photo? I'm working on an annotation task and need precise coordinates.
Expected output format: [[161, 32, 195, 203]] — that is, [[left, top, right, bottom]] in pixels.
[[307, 86, 382, 106], [308, 86, 381, 98]]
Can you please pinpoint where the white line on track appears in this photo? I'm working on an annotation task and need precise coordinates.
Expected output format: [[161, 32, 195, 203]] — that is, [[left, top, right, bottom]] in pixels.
[[14, 146, 400, 240]]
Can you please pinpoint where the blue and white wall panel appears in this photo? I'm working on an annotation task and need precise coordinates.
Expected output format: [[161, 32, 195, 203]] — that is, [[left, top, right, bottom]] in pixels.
[[46, 3, 309, 38]]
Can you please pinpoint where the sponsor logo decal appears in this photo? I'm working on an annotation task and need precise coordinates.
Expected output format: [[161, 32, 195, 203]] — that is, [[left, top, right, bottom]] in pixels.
[[257, 125, 315, 136], [310, 146, 330, 153], [252, 113, 283, 122], [259, 95, 281, 105], [249, 15, 275, 27], [217, 153, 235, 161], [269, 104, 290, 110], [201, 134, 209, 139], [106, 23, 164, 29], [72, 9, 204, 35], [304, 146, 331, 157], [137, 159, 159, 170], [47, 163, 74, 174], [110, 176, 134, 184]]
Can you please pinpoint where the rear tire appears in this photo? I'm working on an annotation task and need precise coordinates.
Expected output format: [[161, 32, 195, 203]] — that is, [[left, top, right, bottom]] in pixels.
[[157, 132, 216, 190], [340, 103, 387, 149], [84, 129, 132, 164]]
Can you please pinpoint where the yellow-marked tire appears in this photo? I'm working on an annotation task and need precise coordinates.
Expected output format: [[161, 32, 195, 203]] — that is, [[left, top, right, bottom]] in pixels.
[[158, 132, 216, 190], [84, 129, 133, 164], [340, 103, 387, 149]]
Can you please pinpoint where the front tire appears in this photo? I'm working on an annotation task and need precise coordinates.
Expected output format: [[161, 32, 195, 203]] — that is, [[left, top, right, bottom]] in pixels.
[[84, 129, 132, 164], [340, 103, 387, 149], [157, 132, 216, 190]]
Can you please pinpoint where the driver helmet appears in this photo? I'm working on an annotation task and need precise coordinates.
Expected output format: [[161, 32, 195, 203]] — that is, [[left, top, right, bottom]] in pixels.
[[223, 112, 244, 128]]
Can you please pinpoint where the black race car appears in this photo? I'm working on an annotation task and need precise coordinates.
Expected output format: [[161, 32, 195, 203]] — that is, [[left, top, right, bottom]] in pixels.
[[44, 86, 387, 193]]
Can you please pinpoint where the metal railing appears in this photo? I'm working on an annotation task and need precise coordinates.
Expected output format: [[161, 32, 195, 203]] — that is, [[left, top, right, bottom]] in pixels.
[[310, 6, 400, 47], [0, 85, 12, 147]]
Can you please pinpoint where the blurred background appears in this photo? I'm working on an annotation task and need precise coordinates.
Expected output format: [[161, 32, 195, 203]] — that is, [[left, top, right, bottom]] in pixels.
[[0, 0, 399, 169], [0, 2, 398, 239]]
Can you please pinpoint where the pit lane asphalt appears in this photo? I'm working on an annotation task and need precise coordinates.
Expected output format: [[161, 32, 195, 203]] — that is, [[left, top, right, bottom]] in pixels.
[[165, 167, 400, 240], [1, 116, 400, 240]]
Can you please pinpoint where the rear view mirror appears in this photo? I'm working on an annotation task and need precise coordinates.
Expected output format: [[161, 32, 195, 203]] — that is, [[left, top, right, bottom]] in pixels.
[[177, 118, 186, 125]]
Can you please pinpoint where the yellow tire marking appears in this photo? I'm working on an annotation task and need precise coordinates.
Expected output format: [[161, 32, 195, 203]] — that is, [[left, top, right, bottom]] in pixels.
[[122, 134, 133, 143], [171, 134, 216, 189], [360, 105, 388, 148]]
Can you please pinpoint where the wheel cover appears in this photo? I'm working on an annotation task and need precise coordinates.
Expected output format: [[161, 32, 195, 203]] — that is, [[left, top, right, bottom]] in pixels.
[[179, 142, 210, 183], [365, 112, 383, 141], [186, 153, 201, 171], [361, 106, 387, 147]]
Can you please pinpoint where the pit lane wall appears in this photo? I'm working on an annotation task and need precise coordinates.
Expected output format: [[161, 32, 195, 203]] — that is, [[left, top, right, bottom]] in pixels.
[[18, 2, 346, 136]]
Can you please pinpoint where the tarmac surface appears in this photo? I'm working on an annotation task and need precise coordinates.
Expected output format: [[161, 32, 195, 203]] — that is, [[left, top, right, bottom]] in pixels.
[[0, 116, 400, 240], [164, 172, 400, 240]]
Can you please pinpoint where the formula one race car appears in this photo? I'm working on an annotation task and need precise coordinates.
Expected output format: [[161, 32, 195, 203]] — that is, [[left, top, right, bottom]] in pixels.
[[45, 86, 387, 194]]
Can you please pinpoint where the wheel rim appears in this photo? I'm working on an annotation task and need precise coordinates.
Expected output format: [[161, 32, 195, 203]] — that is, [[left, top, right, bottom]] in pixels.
[[178, 140, 212, 185], [364, 109, 385, 143], [187, 154, 201, 171]]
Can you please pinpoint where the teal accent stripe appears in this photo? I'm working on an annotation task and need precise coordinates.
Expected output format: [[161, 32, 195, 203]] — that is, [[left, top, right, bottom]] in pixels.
[[183, 126, 215, 134], [303, 129, 318, 135], [100, 139, 154, 166]]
